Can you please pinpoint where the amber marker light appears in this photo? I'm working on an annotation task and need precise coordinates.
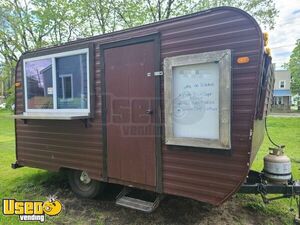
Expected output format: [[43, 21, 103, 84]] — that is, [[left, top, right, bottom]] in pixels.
[[263, 32, 269, 46], [265, 47, 271, 56], [15, 82, 21, 87], [237, 57, 250, 64]]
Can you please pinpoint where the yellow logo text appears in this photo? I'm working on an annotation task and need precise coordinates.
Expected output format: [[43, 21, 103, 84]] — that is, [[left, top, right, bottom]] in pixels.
[[2, 197, 62, 223]]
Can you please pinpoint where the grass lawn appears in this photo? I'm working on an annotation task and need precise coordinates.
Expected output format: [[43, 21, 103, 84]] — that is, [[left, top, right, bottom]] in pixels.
[[0, 109, 299, 224], [252, 116, 300, 179], [239, 116, 300, 225], [0, 110, 85, 225]]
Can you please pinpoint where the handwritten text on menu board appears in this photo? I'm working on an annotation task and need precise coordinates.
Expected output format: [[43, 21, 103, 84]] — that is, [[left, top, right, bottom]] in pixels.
[[172, 63, 219, 139]]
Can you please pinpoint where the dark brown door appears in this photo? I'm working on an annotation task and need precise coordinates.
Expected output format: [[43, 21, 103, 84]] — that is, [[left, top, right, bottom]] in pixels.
[[104, 41, 156, 187]]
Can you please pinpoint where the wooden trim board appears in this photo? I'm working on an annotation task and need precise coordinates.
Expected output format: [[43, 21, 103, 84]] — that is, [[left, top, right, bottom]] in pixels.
[[163, 50, 232, 150]]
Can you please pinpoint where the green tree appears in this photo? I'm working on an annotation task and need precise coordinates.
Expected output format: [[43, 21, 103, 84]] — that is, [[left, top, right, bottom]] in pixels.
[[0, 0, 80, 108], [0, 0, 279, 110], [192, 0, 278, 29], [286, 40, 300, 96], [78, 0, 118, 35], [112, 0, 278, 29]]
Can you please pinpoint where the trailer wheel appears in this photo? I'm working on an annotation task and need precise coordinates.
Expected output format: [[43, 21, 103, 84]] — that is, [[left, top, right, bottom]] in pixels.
[[67, 170, 104, 198]]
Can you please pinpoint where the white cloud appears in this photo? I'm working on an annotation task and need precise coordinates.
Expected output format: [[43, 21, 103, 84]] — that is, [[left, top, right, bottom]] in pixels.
[[266, 0, 300, 69]]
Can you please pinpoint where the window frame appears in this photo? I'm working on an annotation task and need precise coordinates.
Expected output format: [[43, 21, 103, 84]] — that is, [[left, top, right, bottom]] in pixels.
[[279, 80, 285, 89], [23, 48, 90, 114], [163, 50, 232, 150], [59, 74, 74, 101]]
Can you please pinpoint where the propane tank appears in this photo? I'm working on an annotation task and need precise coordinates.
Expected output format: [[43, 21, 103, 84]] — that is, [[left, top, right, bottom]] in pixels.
[[263, 146, 291, 184]]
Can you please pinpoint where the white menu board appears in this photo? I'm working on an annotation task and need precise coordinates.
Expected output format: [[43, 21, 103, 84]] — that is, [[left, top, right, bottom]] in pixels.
[[172, 63, 219, 139], [164, 50, 231, 149]]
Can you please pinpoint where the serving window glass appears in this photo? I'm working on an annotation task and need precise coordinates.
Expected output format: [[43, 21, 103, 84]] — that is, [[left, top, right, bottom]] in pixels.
[[22, 48, 90, 117]]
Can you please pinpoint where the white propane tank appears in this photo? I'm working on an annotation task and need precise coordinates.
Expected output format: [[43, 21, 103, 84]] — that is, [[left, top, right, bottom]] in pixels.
[[263, 146, 292, 184]]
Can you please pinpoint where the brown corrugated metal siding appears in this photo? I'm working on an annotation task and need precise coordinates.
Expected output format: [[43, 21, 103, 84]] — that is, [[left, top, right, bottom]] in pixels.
[[15, 7, 264, 205]]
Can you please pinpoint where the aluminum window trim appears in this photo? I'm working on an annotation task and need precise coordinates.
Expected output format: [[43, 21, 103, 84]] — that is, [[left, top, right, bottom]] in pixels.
[[23, 48, 90, 114]]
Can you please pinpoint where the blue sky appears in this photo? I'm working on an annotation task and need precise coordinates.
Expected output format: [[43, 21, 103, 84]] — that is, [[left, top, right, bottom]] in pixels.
[[268, 0, 300, 69]]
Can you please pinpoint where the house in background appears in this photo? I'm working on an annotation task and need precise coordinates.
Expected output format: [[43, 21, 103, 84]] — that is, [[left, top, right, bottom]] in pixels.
[[272, 70, 292, 111]]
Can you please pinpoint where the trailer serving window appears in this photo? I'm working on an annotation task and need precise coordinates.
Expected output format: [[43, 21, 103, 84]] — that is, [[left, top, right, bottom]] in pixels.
[[21, 48, 90, 119], [164, 50, 231, 149]]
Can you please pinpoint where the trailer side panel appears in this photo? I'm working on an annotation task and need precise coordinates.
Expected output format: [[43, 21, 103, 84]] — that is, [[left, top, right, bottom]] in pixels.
[[15, 7, 264, 205]]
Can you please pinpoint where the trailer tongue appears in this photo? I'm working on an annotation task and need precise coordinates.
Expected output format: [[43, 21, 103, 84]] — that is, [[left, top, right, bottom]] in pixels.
[[239, 170, 300, 224], [240, 120, 300, 223]]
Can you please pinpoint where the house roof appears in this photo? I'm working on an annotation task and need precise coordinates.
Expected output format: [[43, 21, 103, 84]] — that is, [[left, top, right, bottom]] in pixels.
[[273, 89, 292, 97]]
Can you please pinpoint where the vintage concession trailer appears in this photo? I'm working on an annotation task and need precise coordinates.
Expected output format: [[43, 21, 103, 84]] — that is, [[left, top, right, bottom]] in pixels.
[[13, 7, 278, 211]]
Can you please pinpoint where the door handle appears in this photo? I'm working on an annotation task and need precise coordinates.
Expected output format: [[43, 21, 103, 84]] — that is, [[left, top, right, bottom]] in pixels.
[[145, 109, 153, 114]]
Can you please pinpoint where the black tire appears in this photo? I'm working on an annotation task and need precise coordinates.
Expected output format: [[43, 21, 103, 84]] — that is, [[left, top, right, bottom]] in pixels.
[[67, 170, 104, 198]]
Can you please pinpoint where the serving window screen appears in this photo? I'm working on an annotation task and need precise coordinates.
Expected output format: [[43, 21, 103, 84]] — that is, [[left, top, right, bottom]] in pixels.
[[164, 50, 231, 149]]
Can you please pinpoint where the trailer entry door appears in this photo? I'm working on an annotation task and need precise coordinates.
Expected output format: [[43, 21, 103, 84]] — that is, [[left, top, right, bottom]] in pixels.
[[103, 40, 157, 187]]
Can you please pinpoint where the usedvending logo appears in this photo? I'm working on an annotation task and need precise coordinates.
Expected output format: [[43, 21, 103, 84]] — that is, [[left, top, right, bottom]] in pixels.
[[2, 196, 62, 222]]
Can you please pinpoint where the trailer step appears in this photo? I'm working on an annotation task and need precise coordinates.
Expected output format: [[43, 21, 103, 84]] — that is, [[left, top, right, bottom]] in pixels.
[[115, 188, 162, 213]]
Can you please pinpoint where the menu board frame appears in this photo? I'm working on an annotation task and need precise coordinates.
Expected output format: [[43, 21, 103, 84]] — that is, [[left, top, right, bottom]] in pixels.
[[164, 50, 232, 149]]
